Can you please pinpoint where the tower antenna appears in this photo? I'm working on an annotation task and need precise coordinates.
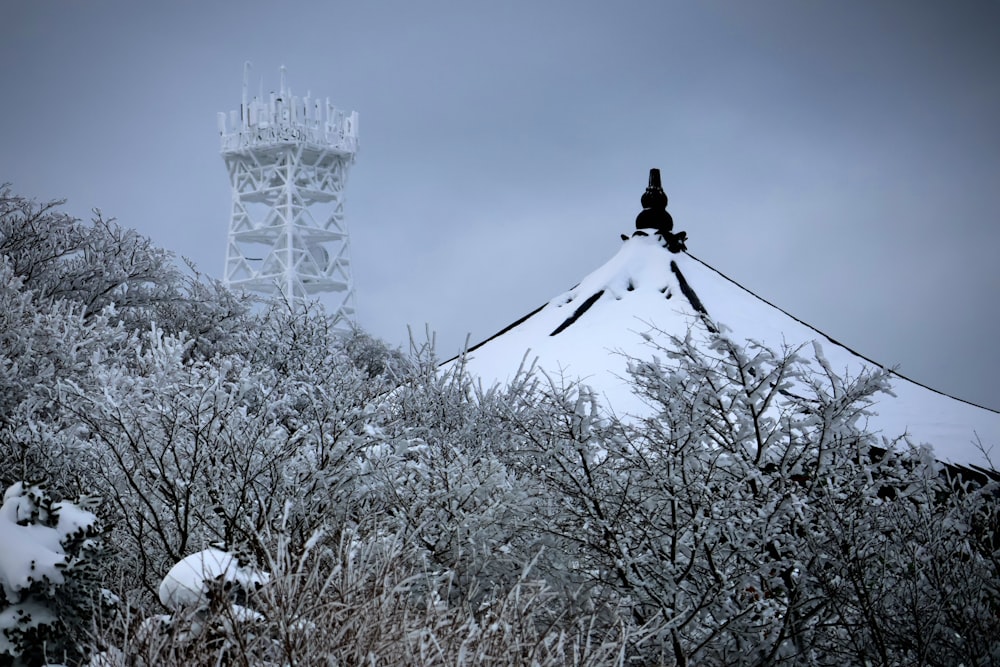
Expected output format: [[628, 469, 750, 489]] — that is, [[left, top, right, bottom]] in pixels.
[[241, 61, 250, 126]]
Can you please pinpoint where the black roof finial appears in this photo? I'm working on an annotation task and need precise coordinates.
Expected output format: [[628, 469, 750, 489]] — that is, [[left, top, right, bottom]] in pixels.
[[634, 168, 687, 252], [635, 168, 672, 233]]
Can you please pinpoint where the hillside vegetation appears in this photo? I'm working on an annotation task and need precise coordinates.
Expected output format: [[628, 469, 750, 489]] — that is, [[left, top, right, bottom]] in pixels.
[[1, 187, 997, 666]]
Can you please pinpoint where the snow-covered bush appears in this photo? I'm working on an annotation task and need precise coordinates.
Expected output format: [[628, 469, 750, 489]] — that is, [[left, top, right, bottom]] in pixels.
[[0, 189, 246, 499], [90, 525, 625, 667], [57, 305, 398, 603], [0, 482, 103, 667], [157, 548, 267, 615], [367, 353, 542, 606], [0, 186, 181, 326], [89, 548, 269, 667], [0, 260, 122, 492]]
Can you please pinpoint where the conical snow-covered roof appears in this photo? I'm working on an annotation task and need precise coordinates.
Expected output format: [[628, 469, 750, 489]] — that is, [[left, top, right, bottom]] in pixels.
[[454, 171, 999, 470]]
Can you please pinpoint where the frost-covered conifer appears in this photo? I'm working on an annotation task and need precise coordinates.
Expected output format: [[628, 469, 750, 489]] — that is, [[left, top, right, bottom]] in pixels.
[[0, 482, 103, 667]]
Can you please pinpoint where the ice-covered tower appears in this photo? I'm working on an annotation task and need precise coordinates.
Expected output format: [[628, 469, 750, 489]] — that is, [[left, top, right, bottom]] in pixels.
[[218, 64, 358, 327]]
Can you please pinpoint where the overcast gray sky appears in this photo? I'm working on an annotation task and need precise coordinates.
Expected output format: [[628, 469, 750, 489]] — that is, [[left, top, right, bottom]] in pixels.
[[2, 1, 998, 409]]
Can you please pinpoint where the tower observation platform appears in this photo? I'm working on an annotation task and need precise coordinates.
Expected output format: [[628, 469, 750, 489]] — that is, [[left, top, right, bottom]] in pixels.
[[218, 64, 358, 329]]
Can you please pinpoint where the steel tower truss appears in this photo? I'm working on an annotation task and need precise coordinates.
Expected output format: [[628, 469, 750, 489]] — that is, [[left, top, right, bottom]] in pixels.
[[219, 65, 358, 328]]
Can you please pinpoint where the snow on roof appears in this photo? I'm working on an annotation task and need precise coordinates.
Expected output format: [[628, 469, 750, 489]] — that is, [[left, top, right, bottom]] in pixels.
[[454, 230, 999, 469]]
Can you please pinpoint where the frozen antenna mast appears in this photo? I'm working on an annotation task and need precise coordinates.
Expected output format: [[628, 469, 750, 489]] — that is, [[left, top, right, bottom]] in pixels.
[[218, 63, 359, 329]]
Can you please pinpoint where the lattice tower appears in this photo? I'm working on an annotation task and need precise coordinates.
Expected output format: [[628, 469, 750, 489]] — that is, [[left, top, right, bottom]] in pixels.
[[218, 64, 358, 328]]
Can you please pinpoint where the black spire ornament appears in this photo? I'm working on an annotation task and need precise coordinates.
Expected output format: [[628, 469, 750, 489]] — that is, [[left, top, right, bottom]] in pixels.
[[635, 168, 672, 232], [634, 168, 687, 253]]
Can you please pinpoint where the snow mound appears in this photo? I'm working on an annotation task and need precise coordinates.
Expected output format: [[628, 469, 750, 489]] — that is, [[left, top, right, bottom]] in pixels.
[[158, 548, 268, 610]]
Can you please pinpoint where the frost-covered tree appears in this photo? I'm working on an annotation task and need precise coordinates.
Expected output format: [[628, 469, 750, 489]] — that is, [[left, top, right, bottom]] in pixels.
[[0, 189, 247, 494], [0, 186, 174, 322], [0, 482, 104, 667], [496, 328, 999, 665], [367, 352, 546, 608]]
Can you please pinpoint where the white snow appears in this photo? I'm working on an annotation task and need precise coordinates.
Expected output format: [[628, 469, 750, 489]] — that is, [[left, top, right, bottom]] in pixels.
[[0, 483, 99, 660], [0, 485, 68, 601], [455, 232, 999, 469], [54, 500, 97, 542], [158, 548, 268, 610], [0, 601, 58, 657]]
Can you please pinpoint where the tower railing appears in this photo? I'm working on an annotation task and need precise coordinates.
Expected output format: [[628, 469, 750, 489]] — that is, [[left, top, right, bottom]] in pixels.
[[218, 88, 358, 156], [220, 122, 358, 156]]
